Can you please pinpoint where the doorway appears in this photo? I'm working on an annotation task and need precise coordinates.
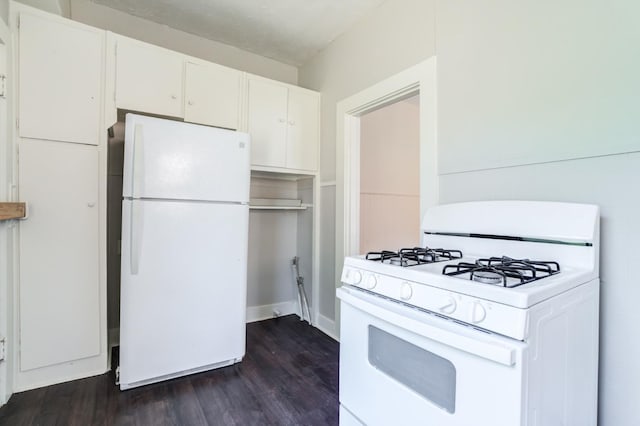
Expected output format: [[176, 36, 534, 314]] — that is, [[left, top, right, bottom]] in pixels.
[[359, 95, 420, 253], [334, 58, 437, 338]]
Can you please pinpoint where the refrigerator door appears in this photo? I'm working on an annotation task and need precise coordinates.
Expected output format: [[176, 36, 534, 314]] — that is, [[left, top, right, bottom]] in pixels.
[[119, 199, 248, 389], [122, 113, 250, 203]]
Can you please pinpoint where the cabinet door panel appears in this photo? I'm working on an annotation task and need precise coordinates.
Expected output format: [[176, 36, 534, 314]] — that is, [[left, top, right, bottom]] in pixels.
[[184, 62, 241, 130], [19, 13, 102, 145], [116, 37, 184, 118], [286, 89, 319, 171], [247, 79, 288, 168], [19, 140, 100, 371]]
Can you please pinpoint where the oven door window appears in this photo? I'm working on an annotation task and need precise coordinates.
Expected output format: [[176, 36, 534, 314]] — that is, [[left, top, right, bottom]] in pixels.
[[369, 325, 456, 413]]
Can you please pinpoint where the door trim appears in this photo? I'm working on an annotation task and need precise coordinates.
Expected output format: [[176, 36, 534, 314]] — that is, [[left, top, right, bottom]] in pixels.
[[334, 58, 438, 338]]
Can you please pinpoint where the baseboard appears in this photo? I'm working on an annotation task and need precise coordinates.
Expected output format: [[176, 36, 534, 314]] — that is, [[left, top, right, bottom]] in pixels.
[[315, 314, 339, 341], [246, 300, 298, 323]]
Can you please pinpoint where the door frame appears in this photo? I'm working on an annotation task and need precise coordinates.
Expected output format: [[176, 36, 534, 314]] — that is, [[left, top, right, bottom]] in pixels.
[[0, 17, 13, 406], [334, 58, 438, 336]]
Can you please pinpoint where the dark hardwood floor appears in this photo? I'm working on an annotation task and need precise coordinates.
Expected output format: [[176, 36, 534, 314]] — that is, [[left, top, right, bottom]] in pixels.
[[0, 315, 339, 426]]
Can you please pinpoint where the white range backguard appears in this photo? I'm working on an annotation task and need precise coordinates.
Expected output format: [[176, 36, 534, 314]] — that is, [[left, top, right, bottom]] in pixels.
[[119, 114, 250, 390], [338, 201, 600, 426]]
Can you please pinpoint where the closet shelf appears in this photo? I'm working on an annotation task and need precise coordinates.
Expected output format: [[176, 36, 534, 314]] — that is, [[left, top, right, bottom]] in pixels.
[[249, 198, 310, 210], [0, 202, 27, 221], [250, 203, 311, 211]]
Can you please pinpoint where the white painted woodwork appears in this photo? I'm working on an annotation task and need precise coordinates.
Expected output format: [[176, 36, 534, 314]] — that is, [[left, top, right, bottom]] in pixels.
[[115, 36, 184, 118], [247, 78, 288, 168], [286, 88, 319, 171], [18, 13, 102, 145], [184, 62, 242, 130], [247, 76, 319, 172], [18, 139, 100, 371]]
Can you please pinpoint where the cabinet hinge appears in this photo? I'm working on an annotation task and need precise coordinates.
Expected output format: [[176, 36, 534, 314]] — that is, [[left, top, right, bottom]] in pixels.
[[0, 338, 6, 361], [0, 75, 6, 98]]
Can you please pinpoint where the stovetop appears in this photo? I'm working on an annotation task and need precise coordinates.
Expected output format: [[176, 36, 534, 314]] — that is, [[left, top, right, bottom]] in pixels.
[[349, 248, 592, 309], [366, 247, 560, 288]]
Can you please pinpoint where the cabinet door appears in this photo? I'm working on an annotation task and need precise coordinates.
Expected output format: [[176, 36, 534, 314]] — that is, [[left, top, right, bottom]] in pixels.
[[286, 88, 320, 171], [19, 140, 100, 371], [19, 13, 102, 145], [116, 37, 184, 118], [247, 78, 288, 168], [184, 62, 241, 130]]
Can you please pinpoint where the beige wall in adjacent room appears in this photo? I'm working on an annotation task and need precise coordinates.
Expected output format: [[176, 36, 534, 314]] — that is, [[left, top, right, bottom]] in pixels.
[[360, 98, 420, 254], [67, 0, 297, 84]]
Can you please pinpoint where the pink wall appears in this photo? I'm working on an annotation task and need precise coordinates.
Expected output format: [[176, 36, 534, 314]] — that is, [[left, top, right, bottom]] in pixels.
[[360, 97, 420, 253]]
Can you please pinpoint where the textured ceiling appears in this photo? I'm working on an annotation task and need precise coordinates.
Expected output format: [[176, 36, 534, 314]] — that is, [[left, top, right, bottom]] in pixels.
[[91, 0, 386, 66]]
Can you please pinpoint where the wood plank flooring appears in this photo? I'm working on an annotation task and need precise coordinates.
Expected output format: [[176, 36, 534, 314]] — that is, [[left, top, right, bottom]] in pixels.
[[0, 315, 339, 426]]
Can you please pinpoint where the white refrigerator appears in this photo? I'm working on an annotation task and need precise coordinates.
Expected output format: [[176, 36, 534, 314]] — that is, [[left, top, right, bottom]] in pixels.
[[119, 114, 250, 390]]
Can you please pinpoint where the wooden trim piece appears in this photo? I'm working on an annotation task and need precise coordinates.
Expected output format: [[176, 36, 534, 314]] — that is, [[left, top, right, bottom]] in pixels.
[[0, 202, 26, 220]]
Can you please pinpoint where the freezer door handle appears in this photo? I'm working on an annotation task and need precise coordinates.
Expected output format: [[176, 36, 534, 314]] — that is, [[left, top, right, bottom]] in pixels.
[[132, 123, 145, 198], [130, 200, 144, 275]]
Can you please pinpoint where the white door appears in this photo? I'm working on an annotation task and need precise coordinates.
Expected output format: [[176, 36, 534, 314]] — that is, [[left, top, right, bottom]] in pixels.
[[119, 200, 248, 389], [247, 78, 288, 168], [338, 287, 525, 426], [115, 37, 184, 118], [18, 13, 102, 145], [19, 140, 100, 371], [122, 114, 250, 202], [184, 62, 241, 130], [286, 88, 319, 171]]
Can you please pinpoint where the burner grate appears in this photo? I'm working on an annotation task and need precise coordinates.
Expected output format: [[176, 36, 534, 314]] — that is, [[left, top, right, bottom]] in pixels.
[[442, 256, 560, 287], [366, 247, 462, 267]]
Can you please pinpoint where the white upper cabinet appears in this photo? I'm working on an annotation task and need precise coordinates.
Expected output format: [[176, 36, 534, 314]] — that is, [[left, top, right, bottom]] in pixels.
[[247, 76, 319, 172], [287, 88, 320, 172], [18, 13, 103, 145], [184, 62, 242, 130], [247, 78, 288, 168], [115, 36, 184, 118]]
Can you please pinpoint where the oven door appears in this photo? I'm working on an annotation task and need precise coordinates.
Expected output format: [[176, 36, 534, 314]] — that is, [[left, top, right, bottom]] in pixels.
[[338, 286, 527, 426]]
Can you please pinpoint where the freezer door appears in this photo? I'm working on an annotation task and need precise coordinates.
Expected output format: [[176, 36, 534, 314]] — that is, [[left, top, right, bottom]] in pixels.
[[122, 113, 250, 203], [119, 199, 248, 388]]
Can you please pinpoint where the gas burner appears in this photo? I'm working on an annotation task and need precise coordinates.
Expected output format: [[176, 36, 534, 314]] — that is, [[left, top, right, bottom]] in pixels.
[[472, 270, 503, 284], [366, 247, 463, 267], [442, 256, 561, 288]]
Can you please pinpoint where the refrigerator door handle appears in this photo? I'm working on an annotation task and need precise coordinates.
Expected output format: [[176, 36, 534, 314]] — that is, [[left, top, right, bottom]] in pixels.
[[130, 200, 144, 275], [132, 123, 145, 198]]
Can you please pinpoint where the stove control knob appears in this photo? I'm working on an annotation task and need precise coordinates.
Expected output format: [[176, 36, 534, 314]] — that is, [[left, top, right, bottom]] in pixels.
[[365, 274, 378, 290], [400, 282, 413, 300], [350, 270, 362, 285], [471, 302, 487, 324], [439, 297, 457, 314]]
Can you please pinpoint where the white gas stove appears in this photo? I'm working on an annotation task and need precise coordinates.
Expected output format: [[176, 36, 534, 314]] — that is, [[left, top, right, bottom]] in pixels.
[[337, 201, 600, 426]]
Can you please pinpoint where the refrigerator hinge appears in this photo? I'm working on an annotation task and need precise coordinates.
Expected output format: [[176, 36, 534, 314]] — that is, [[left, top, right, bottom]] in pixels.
[[0, 338, 6, 361], [0, 75, 6, 98]]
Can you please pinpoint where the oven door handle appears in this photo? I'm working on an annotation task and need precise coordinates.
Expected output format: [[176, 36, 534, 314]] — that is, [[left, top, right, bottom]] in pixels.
[[337, 287, 518, 366]]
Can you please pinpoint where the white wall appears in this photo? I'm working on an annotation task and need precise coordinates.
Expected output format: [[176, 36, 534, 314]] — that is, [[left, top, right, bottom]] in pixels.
[[67, 0, 297, 85], [300, 0, 639, 423], [360, 98, 420, 253], [298, 0, 436, 324], [435, 2, 640, 424]]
